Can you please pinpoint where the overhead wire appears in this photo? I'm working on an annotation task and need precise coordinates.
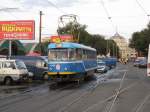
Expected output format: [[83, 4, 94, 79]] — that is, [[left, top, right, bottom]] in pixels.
[[0, 7, 19, 19], [100, 0, 116, 32], [47, 1, 66, 14], [135, 0, 150, 21], [135, 0, 148, 15]]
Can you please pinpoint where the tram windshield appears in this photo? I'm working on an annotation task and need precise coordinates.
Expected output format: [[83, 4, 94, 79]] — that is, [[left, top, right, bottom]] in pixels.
[[48, 48, 76, 61]]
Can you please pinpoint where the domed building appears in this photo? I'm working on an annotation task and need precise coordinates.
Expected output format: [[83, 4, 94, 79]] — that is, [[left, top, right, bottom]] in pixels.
[[111, 32, 136, 59]]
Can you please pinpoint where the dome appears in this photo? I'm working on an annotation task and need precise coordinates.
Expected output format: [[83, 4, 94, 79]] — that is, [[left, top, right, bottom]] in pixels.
[[112, 32, 125, 39]]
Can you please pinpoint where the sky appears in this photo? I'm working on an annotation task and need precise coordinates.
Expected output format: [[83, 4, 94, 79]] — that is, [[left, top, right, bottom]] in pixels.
[[0, 0, 150, 43]]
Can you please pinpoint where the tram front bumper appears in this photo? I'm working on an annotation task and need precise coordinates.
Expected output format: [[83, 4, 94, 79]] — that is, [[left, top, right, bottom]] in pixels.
[[48, 72, 77, 75]]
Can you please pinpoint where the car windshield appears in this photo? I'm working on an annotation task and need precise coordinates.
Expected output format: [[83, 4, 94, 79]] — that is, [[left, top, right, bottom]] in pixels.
[[49, 48, 77, 61], [135, 60, 140, 62], [15, 60, 27, 69]]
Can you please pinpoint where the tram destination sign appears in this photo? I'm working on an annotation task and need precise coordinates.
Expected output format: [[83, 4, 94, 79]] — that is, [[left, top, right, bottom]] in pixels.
[[0, 20, 35, 40], [51, 35, 73, 43]]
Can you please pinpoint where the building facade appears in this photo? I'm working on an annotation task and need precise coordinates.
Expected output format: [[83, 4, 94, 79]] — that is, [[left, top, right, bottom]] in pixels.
[[111, 33, 136, 59]]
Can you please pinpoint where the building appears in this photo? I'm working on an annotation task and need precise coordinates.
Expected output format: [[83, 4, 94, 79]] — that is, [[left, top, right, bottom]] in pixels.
[[111, 32, 136, 59], [0, 40, 26, 55]]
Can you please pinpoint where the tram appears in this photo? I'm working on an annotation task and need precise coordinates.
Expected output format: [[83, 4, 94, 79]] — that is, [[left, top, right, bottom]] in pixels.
[[47, 36, 97, 81]]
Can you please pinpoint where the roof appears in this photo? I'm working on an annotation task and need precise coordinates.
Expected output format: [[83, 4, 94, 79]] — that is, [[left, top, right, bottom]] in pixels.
[[0, 40, 26, 54], [48, 42, 96, 51], [0, 59, 16, 62], [24, 43, 38, 53]]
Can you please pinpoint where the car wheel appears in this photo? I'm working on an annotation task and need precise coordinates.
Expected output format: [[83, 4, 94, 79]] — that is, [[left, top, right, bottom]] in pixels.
[[4, 77, 13, 85]]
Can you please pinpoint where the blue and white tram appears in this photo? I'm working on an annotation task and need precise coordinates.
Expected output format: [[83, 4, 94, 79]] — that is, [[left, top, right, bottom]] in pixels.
[[48, 42, 97, 81]]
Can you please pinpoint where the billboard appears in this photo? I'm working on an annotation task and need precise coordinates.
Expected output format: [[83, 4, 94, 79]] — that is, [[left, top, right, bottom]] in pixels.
[[0, 20, 35, 40]]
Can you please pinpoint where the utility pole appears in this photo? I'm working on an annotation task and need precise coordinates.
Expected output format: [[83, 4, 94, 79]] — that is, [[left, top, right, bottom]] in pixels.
[[106, 39, 108, 54], [39, 11, 43, 55], [8, 40, 12, 59]]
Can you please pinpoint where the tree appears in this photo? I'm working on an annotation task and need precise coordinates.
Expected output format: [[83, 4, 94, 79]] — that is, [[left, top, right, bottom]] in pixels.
[[129, 22, 150, 56], [57, 22, 119, 56]]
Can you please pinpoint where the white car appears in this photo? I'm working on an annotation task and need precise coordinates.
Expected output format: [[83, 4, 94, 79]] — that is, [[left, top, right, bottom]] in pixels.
[[0, 58, 32, 85], [96, 60, 108, 73]]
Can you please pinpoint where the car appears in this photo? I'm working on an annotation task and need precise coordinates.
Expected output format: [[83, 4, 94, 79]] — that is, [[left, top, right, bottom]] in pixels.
[[96, 60, 109, 73], [0, 58, 32, 85], [133, 59, 141, 67], [139, 59, 147, 68]]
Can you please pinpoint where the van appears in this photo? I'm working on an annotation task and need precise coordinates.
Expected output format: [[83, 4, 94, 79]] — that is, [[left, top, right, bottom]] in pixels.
[[147, 44, 150, 76], [0, 59, 32, 85], [10, 56, 48, 80]]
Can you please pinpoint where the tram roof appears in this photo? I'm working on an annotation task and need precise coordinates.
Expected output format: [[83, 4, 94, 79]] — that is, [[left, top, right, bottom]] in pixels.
[[48, 42, 96, 51]]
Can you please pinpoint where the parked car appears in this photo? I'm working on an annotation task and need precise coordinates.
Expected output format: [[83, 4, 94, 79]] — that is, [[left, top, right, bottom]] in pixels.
[[139, 59, 147, 68], [11, 56, 48, 80], [0, 58, 32, 85], [133, 59, 141, 67], [96, 60, 109, 73]]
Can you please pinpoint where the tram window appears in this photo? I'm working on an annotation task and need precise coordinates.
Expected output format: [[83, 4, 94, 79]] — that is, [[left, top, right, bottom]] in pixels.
[[83, 50, 87, 59], [76, 49, 82, 60], [48, 49, 68, 61], [61, 50, 68, 61], [48, 51, 55, 60], [69, 49, 76, 60], [84, 50, 96, 60]]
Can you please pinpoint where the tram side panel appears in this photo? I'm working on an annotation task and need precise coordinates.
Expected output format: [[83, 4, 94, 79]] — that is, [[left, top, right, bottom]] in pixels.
[[48, 61, 86, 80]]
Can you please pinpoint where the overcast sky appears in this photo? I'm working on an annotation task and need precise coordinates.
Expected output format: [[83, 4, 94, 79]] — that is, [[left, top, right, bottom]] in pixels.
[[0, 0, 150, 43]]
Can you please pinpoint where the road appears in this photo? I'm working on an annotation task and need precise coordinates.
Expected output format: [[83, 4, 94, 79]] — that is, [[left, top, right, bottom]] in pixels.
[[0, 62, 150, 112]]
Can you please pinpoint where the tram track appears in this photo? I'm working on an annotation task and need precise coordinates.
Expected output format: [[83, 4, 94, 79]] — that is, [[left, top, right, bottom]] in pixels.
[[57, 67, 137, 112], [0, 81, 78, 111], [132, 93, 150, 112], [57, 73, 116, 112], [58, 81, 138, 112], [81, 65, 146, 112], [0, 82, 50, 100], [0, 68, 124, 112], [34, 75, 110, 112], [0, 72, 110, 112]]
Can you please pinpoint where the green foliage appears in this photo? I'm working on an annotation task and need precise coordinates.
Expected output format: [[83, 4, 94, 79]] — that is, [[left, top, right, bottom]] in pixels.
[[57, 22, 119, 57], [129, 22, 150, 56], [41, 42, 49, 55]]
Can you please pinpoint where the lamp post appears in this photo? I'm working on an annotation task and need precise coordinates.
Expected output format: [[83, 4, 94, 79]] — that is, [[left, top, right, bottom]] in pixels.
[[39, 11, 43, 55]]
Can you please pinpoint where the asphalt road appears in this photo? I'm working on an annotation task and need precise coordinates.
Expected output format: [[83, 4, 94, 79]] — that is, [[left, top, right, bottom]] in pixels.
[[0, 62, 150, 112]]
